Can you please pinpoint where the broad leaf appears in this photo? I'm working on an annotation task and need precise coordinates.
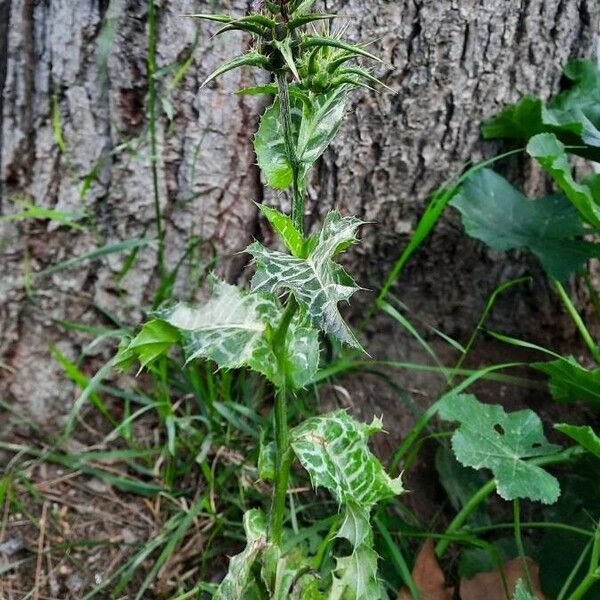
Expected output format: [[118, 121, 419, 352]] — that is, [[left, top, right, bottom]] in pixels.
[[214, 509, 267, 600], [438, 394, 561, 503], [290, 410, 403, 507], [159, 279, 279, 373], [532, 357, 600, 410], [527, 132, 600, 230], [482, 96, 544, 140], [248, 211, 363, 348], [482, 59, 600, 160], [555, 423, 600, 459], [544, 59, 600, 147], [451, 168, 599, 280], [254, 87, 348, 190], [115, 320, 179, 371]]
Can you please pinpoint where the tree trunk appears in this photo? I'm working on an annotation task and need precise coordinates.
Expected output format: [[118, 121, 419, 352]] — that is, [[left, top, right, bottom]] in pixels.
[[1, 0, 599, 425]]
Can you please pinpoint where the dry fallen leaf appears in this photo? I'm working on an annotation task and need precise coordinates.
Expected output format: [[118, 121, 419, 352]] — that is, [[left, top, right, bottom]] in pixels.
[[460, 557, 548, 600], [398, 539, 454, 600]]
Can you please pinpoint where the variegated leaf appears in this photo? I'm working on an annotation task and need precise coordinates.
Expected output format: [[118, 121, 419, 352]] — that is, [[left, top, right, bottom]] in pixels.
[[290, 410, 403, 508], [328, 543, 385, 600], [159, 279, 279, 374], [247, 211, 363, 348], [214, 509, 267, 600], [254, 87, 348, 190]]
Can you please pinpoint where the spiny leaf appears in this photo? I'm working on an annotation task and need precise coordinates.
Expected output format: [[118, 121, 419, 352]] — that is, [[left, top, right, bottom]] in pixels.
[[156, 279, 319, 390], [213, 509, 267, 600], [258, 204, 304, 257], [201, 51, 268, 88], [532, 357, 600, 410], [254, 87, 348, 190], [527, 132, 600, 230], [289, 13, 337, 29], [248, 211, 363, 348], [438, 393, 561, 503], [301, 36, 382, 63], [329, 543, 385, 600], [451, 168, 600, 280], [290, 410, 403, 507], [555, 423, 600, 459], [512, 579, 537, 600], [159, 279, 279, 374], [115, 320, 179, 371]]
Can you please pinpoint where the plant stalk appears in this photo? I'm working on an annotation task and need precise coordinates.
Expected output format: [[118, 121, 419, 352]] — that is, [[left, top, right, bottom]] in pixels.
[[513, 499, 534, 593], [553, 279, 600, 365], [276, 72, 304, 234], [269, 297, 298, 545], [435, 446, 585, 558]]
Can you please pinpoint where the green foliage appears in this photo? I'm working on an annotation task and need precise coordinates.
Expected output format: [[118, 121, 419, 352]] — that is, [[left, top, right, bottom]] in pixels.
[[290, 411, 403, 507], [512, 579, 536, 600], [290, 412, 401, 600], [248, 211, 363, 348], [451, 168, 599, 280], [115, 319, 179, 371], [527, 132, 600, 230], [483, 59, 600, 160], [213, 509, 268, 600], [532, 357, 600, 410], [254, 86, 348, 190], [555, 424, 600, 460], [438, 394, 561, 503]]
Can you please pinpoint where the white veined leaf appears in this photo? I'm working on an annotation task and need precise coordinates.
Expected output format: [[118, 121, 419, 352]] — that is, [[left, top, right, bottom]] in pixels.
[[213, 509, 267, 600], [328, 543, 385, 600], [157, 279, 283, 386], [254, 87, 349, 190], [290, 410, 403, 508], [247, 211, 363, 348]]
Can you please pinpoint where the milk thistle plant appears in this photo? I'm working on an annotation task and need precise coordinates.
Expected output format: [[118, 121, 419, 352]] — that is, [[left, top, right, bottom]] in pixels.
[[117, 1, 403, 597]]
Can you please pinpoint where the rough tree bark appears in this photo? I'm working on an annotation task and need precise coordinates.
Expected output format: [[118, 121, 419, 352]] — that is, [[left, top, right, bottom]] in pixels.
[[0, 0, 599, 425]]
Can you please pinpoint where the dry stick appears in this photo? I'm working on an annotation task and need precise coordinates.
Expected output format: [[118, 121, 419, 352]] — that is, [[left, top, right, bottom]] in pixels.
[[33, 500, 48, 600]]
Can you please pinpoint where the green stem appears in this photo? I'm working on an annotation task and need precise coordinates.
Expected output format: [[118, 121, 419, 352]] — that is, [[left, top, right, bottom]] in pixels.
[[276, 72, 304, 234], [148, 0, 165, 279], [568, 522, 600, 600], [513, 499, 534, 593], [435, 479, 496, 558], [553, 279, 600, 365], [269, 298, 298, 545], [435, 446, 584, 559]]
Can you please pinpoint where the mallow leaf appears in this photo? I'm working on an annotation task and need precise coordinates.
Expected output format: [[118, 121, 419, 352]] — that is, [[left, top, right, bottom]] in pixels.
[[290, 410, 403, 507], [248, 211, 363, 348], [482, 59, 600, 160], [214, 509, 267, 600], [555, 423, 600, 460], [532, 357, 600, 410], [254, 87, 348, 190], [451, 168, 599, 280], [438, 394, 561, 503], [527, 132, 600, 231]]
